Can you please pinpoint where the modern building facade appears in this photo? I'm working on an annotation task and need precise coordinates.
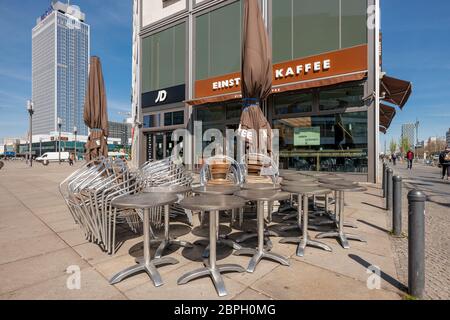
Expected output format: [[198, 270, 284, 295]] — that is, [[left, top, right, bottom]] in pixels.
[[32, 1, 90, 136], [133, 0, 410, 183], [108, 121, 132, 146], [401, 123, 416, 149]]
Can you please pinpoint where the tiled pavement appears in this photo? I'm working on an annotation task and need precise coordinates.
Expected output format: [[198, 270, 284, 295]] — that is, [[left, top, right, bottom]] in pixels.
[[0, 161, 405, 300]]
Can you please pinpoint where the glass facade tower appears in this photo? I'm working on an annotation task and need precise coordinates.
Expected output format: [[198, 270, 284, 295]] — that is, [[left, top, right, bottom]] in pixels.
[[32, 1, 90, 136]]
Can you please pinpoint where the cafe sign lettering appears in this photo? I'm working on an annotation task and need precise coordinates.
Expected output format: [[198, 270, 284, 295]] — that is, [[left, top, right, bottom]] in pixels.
[[195, 45, 368, 99]]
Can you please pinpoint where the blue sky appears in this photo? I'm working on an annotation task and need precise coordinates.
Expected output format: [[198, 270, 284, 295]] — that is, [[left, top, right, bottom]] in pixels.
[[0, 0, 449, 146]]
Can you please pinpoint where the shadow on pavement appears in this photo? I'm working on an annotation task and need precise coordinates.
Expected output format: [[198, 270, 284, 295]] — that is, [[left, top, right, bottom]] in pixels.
[[348, 254, 407, 292]]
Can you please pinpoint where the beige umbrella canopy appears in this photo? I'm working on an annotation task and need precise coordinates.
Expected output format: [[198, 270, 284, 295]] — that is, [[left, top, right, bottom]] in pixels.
[[239, 0, 273, 154], [84, 56, 109, 161]]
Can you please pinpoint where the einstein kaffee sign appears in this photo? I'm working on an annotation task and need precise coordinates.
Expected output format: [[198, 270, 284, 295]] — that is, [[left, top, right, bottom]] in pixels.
[[193, 44, 368, 102]]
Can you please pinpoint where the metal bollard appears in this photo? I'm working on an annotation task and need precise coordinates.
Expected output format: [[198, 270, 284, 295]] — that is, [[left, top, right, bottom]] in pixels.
[[408, 190, 426, 299], [381, 162, 387, 198], [392, 176, 402, 236], [386, 168, 393, 210]]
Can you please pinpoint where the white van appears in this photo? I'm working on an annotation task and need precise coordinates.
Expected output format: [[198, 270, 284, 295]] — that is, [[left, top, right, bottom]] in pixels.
[[36, 152, 70, 164]]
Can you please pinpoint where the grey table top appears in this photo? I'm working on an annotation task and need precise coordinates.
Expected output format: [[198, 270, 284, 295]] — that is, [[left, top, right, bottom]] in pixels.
[[111, 193, 178, 209], [235, 190, 291, 202], [281, 184, 331, 196], [282, 175, 317, 182], [143, 185, 191, 194], [192, 185, 241, 195], [242, 183, 281, 191], [281, 180, 320, 187], [323, 184, 367, 192], [180, 195, 246, 211]]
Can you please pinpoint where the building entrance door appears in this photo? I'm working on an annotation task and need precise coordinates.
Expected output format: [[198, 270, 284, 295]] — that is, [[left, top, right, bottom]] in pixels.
[[146, 131, 183, 161]]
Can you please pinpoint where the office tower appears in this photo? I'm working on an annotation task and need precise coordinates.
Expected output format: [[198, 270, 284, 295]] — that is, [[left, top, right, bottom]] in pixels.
[[32, 1, 90, 136], [401, 123, 416, 148]]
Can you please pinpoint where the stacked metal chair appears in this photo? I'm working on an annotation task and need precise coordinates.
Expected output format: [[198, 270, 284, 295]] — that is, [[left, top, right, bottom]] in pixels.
[[59, 157, 143, 254]]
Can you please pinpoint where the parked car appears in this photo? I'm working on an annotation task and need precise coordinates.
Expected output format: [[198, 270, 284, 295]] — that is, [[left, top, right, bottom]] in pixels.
[[36, 152, 70, 165]]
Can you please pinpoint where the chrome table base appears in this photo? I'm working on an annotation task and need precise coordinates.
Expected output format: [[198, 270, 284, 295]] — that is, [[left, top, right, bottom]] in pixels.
[[154, 205, 193, 259], [316, 191, 365, 249], [178, 210, 245, 297], [280, 194, 332, 257], [234, 201, 290, 272], [110, 207, 179, 287]]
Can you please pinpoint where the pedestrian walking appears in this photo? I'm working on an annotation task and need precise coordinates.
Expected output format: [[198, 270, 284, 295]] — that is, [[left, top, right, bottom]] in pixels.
[[407, 150, 414, 170], [392, 153, 397, 166], [439, 148, 450, 180], [69, 153, 74, 166]]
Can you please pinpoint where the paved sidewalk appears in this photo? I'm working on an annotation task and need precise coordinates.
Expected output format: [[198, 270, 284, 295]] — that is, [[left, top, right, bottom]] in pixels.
[[387, 163, 450, 300], [0, 161, 404, 300]]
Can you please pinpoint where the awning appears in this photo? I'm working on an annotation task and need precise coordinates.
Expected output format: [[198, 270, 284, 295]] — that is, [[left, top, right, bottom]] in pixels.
[[379, 103, 396, 134], [380, 75, 412, 109]]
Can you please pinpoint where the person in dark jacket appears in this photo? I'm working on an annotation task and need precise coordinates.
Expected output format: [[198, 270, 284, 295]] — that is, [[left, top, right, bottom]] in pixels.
[[439, 148, 450, 180]]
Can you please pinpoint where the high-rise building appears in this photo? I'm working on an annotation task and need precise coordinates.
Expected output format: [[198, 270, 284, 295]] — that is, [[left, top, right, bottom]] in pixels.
[[32, 1, 90, 136], [108, 121, 132, 146], [401, 123, 416, 148], [446, 128, 450, 148]]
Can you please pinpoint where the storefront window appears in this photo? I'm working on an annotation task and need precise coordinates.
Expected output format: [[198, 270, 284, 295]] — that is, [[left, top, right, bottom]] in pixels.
[[195, 1, 242, 80], [274, 91, 313, 115], [142, 22, 186, 93], [143, 114, 161, 128], [274, 111, 368, 173], [273, 0, 367, 63], [196, 105, 226, 122], [319, 84, 364, 111]]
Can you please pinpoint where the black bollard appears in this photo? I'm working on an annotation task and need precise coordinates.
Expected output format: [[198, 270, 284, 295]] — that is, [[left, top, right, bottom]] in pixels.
[[408, 190, 426, 299], [392, 176, 403, 236], [382, 163, 387, 198], [386, 168, 393, 210]]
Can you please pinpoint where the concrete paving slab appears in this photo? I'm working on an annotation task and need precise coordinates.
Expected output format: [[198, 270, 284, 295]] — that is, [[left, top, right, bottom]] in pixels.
[[0, 248, 89, 295], [251, 260, 402, 300]]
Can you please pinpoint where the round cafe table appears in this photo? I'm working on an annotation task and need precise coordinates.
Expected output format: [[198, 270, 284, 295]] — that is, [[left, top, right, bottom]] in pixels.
[[143, 185, 193, 259], [109, 193, 179, 287], [193, 185, 242, 257], [234, 190, 290, 272], [178, 195, 246, 297], [237, 182, 280, 247], [316, 184, 367, 249], [280, 185, 333, 257]]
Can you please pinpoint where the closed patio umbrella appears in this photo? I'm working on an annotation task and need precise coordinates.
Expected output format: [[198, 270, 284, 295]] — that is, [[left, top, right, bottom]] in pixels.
[[239, 0, 273, 154], [84, 56, 109, 161]]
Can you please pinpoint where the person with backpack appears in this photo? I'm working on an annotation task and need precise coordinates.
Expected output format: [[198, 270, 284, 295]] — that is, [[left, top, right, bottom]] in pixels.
[[406, 150, 414, 170], [392, 153, 397, 166], [439, 148, 450, 180]]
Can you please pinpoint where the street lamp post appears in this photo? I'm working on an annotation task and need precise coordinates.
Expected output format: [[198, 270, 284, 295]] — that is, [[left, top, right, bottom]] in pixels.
[[39, 138, 42, 157], [73, 126, 78, 162], [57, 117, 62, 164], [26, 100, 34, 167]]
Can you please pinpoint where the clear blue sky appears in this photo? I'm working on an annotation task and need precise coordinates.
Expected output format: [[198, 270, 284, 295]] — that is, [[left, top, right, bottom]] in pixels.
[[0, 0, 449, 145]]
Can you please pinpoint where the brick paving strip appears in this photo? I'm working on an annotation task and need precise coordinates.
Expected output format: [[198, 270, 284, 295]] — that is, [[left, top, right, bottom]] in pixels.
[[0, 161, 404, 300]]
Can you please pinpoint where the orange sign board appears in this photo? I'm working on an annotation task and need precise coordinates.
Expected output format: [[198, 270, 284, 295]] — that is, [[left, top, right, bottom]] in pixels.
[[194, 44, 368, 99]]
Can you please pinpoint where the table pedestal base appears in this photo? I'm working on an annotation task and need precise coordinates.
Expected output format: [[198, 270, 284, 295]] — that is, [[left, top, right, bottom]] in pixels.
[[110, 256, 178, 287], [316, 231, 366, 249], [234, 248, 289, 273], [280, 237, 332, 257], [202, 237, 242, 259], [178, 264, 245, 297]]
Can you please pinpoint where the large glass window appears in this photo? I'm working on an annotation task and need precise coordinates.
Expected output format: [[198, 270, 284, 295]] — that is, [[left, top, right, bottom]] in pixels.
[[195, 1, 242, 80], [142, 22, 186, 93], [274, 111, 368, 173], [272, 0, 367, 63], [319, 84, 364, 111], [274, 91, 313, 115]]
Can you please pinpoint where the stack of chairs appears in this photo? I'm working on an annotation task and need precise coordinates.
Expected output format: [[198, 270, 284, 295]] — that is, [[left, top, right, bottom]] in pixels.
[[59, 157, 143, 255]]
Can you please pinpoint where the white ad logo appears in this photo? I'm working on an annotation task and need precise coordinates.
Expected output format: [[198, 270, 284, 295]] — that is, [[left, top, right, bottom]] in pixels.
[[155, 90, 168, 103]]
